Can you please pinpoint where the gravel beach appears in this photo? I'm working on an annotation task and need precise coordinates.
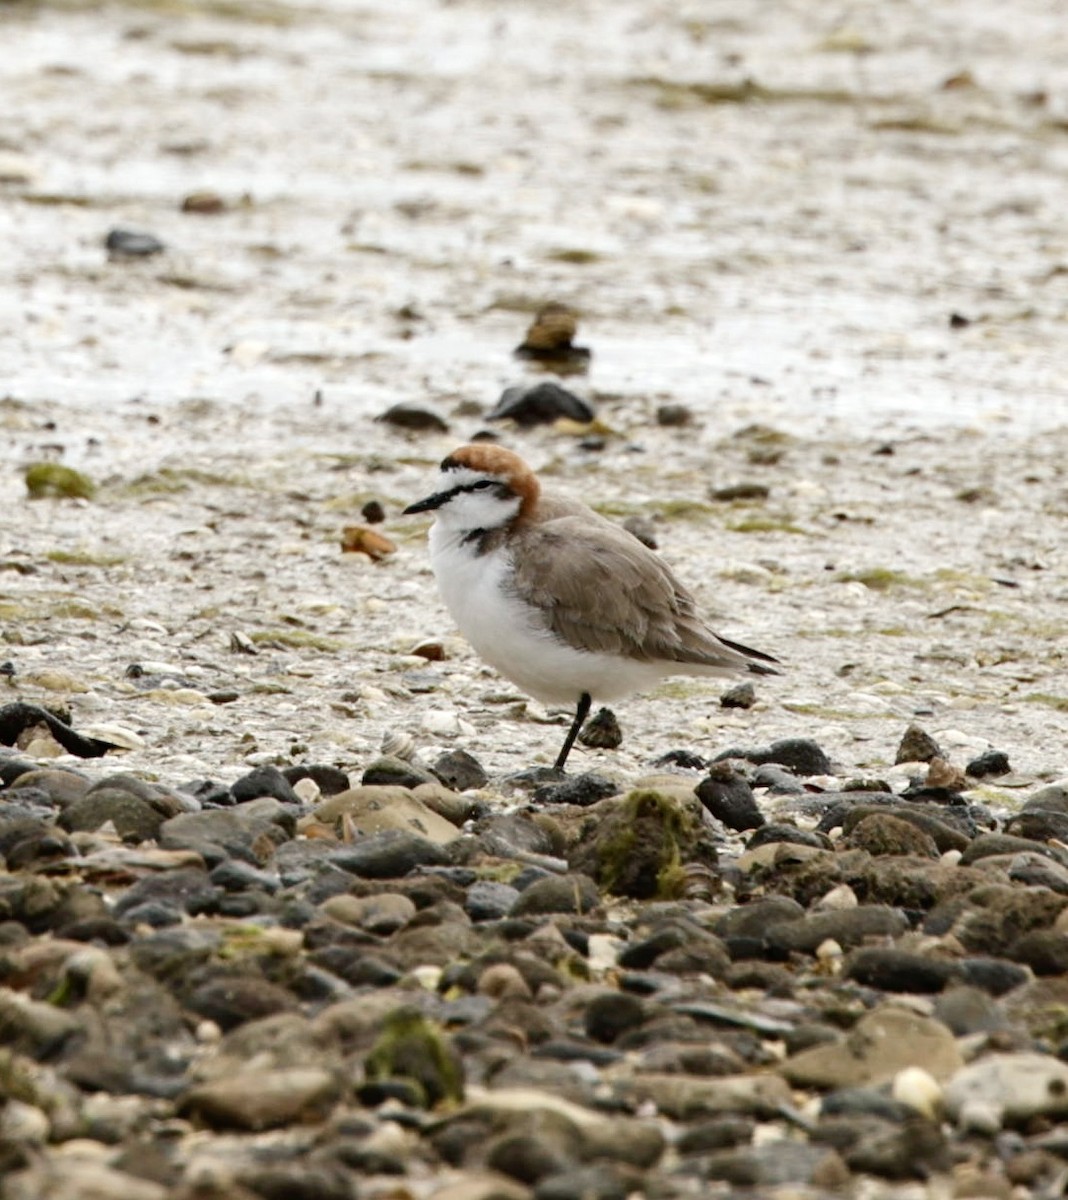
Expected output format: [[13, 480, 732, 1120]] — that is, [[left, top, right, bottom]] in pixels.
[[2, 0, 1068, 1197]]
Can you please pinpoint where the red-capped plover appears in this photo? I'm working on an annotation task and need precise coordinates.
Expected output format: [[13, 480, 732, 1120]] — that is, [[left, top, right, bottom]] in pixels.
[[404, 444, 778, 772]]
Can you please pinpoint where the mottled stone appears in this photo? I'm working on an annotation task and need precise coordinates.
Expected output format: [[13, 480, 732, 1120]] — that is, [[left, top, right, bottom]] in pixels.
[[781, 1007, 963, 1089], [179, 1067, 338, 1129]]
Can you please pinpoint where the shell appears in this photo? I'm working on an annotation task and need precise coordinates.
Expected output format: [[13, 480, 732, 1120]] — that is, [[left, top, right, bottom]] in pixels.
[[341, 524, 396, 560], [678, 862, 720, 902], [381, 729, 417, 761], [80, 723, 145, 750]]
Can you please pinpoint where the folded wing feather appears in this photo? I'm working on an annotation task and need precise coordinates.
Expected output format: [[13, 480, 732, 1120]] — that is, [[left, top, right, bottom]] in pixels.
[[508, 508, 776, 672]]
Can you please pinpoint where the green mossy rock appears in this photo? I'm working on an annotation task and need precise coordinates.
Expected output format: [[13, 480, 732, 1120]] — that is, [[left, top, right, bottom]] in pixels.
[[569, 788, 718, 900], [364, 1007, 464, 1108], [24, 463, 96, 501]]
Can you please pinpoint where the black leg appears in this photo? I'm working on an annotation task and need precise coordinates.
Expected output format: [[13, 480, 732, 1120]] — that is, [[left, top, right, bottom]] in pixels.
[[553, 692, 592, 773]]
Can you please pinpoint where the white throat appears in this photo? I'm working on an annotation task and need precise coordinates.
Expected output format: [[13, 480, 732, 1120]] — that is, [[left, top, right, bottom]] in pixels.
[[428, 480, 521, 549]]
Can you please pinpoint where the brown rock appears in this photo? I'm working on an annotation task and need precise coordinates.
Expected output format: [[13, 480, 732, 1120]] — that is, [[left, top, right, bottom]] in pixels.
[[844, 813, 939, 859], [780, 1006, 963, 1089], [179, 1067, 338, 1129], [314, 786, 461, 844]]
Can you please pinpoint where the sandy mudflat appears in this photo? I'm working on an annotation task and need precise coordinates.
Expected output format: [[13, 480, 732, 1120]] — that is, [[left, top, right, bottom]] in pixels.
[[0, 0, 1066, 785]]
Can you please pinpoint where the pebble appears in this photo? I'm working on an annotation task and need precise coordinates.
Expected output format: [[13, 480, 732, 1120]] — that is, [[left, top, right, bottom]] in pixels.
[[656, 402, 693, 427], [846, 947, 957, 993], [533, 773, 617, 807], [465, 880, 521, 922], [510, 874, 599, 916], [620, 516, 657, 549], [58, 790, 164, 843], [781, 1007, 964, 1089], [180, 188, 226, 213], [321, 892, 417, 935], [375, 401, 450, 432], [0, 151, 37, 183], [420, 708, 471, 738], [767, 905, 909, 954], [487, 382, 594, 427], [844, 812, 940, 858], [696, 764, 764, 831], [331, 829, 450, 877], [284, 763, 349, 797], [432, 748, 488, 791], [8, 698, 1068, 1198], [892, 1065, 943, 1119], [105, 228, 165, 258], [722, 737, 832, 776], [230, 764, 300, 804], [583, 991, 646, 1044], [361, 754, 439, 789], [314, 785, 462, 845], [895, 723, 943, 764], [944, 1052, 1068, 1124], [179, 1066, 338, 1129], [577, 707, 622, 749], [719, 681, 757, 709], [569, 788, 717, 899], [513, 303, 591, 369], [361, 497, 386, 523], [188, 975, 298, 1031]]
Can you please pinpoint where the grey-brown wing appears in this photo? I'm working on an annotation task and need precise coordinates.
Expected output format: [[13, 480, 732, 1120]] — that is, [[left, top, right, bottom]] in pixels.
[[510, 515, 774, 670]]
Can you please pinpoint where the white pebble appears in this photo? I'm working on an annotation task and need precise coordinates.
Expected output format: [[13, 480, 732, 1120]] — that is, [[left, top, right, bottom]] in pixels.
[[228, 339, 270, 366], [892, 1066, 943, 1119], [587, 934, 623, 973], [0, 1099, 49, 1145], [124, 618, 169, 635], [815, 939, 843, 973], [408, 965, 442, 991], [813, 884, 858, 912], [420, 709, 462, 737], [292, 777, 321, 803], [958, 1097, 1004, 1135], [0, 152, 38, 184], [80, 723, 145, 750]]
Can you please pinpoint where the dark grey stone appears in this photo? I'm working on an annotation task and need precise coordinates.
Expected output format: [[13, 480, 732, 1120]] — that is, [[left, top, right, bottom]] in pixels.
[[510, 874, 599, 916], [230, 764, 300, 805], [331, 830, 449, 878], [432, 749, 488, 792], [488, 382, 594, 428], [697, 767, 764, 831], [464, 881, 520, 922], [534, 773, 617, 807]]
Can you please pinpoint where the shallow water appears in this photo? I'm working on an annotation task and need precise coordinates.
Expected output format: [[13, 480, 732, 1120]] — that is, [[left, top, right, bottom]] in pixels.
[[3, 0, 1068, 441]]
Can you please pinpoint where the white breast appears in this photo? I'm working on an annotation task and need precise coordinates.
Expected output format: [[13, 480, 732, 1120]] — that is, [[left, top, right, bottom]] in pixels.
[[427, 525, 673, 706]]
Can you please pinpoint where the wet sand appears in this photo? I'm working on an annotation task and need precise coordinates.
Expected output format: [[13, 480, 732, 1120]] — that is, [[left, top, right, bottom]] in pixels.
[[1, 0, 1066, 788]]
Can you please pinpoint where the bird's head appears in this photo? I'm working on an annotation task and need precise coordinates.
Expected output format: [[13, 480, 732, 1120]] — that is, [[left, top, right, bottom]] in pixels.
[[403, 444, 539, 532]]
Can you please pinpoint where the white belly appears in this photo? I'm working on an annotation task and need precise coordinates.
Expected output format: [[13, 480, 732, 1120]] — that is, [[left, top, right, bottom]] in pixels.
[[428, 531, 671, 706]]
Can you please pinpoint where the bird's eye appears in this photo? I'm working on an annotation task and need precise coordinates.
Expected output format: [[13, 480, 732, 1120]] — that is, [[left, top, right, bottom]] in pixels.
[[472, 480, 494, 490]]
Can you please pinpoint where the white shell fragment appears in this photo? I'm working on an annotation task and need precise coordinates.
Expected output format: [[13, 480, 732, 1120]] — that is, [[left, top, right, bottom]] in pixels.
[[80, 724, 146, 750]]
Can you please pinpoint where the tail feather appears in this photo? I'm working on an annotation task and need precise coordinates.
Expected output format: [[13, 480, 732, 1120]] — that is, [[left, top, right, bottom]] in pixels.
[[716, 634, 781, 675], [747, 660, 780, 677]]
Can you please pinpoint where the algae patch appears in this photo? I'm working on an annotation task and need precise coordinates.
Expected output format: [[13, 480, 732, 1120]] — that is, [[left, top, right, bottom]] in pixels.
[[364, 1007, 464, 1109], [249, 628, 343, 652], [24, 463, 96, 501], [837, 568, 922, 591], [1023, 694, 1068, 713], [46, 549, 126, 568], [573, 788, 714, 900]]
